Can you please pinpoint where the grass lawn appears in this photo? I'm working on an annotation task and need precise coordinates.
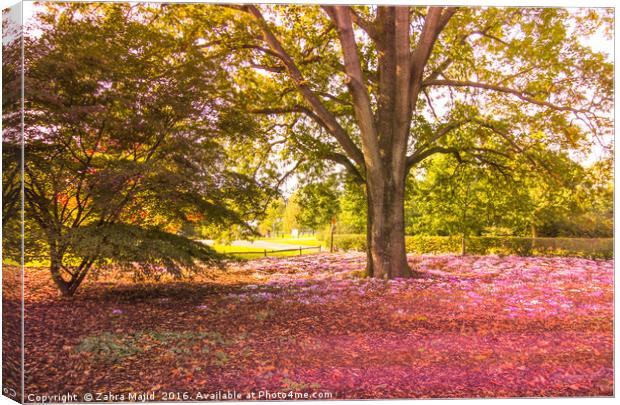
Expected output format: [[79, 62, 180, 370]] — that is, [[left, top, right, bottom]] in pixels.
[[211, 243, 322, 259], [257, 236, 325, 247]]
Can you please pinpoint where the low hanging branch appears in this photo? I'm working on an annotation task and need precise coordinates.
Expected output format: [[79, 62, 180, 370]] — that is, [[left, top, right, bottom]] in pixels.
[[422, 79, 595, 116]]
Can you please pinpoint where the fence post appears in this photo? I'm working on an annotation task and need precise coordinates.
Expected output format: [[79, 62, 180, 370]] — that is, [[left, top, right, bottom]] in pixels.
[[330, 219, 335, 253], [299, 247, 302, 256], [264, 249, 267, 257]]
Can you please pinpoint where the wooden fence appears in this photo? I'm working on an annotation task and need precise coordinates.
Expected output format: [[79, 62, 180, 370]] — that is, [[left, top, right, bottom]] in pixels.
[[222, 245, 323, 257]]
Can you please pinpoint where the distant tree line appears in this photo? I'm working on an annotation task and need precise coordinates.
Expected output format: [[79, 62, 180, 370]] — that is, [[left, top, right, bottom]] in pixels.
[[260, 149, 612, 240]]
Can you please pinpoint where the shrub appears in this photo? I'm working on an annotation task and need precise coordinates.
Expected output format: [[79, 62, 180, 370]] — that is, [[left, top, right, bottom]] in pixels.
[[321, 234, 367, 251], [405, 235, 461, 254], [327, 234, 612, 259]]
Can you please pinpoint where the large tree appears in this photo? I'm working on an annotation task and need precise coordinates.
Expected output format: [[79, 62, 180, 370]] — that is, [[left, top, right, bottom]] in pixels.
[[188, 5, 612, 278]]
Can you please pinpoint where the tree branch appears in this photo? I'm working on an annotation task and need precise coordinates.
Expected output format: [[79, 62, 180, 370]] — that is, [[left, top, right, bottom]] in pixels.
[[323, 6, 381, 169], [275, 159, 304, 190], [249, 105, 363, 183], [349, 7, 379, 41], [249, 105, 348, 135], [243, 5, 365, 167], [320, 151, 364, 184], [406, 119, 470, 170], [423, 79, 592, 115], [408, 146, 464, 168], [248, 105, 309, 115], [409, 7, 457, 111], [471, 29, 509, 45]]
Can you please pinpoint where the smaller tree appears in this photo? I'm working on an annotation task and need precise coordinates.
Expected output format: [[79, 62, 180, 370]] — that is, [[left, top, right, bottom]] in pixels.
[[410, 155, 497, 253], [337, 179, 367, 234], [282, 193, 302, 235], [537, 157, 613, 237], [258, 198, 286, 237], [295, 177, 340, 232], [407, 144, 609, 243], [572, 159, 613, 237], [21, 3, 267, 296]]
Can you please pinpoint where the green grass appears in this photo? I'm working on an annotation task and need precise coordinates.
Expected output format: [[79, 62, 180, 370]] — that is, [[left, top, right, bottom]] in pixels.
[[74, 330, 242, 364], [256, 236, 324, 247], [211, 245, 267, 254], [211, 243, 322, 259], [16, 238, 324, 267]]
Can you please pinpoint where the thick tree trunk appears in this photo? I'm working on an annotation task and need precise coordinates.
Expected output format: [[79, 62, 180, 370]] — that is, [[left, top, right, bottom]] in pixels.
[[50, 258, 72, 297], [49, 242, 93, 297], [365, 174, 414, 279], [50, 263, 93, 297]]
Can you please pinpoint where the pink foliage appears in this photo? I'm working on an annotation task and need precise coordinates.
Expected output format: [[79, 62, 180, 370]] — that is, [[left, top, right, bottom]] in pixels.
[[24, 253, 613, 398]]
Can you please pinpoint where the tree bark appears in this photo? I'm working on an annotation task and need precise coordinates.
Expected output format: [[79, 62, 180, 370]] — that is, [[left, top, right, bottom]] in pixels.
[[365, 172, 413, 279], [49, 242, 72, 297], [49, 242, 93, 297]]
